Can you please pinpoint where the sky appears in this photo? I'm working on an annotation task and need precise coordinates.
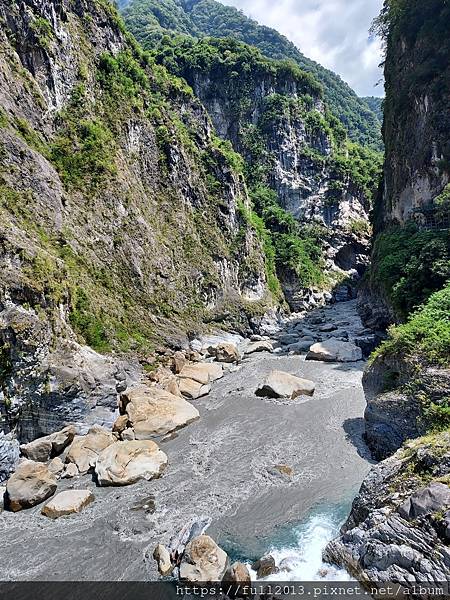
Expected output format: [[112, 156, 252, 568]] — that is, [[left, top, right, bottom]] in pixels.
[[223, 0, 385, 97]]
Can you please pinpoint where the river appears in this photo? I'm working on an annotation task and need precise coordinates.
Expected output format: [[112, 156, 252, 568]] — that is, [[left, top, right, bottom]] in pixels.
[[0, 300, 373, 581]]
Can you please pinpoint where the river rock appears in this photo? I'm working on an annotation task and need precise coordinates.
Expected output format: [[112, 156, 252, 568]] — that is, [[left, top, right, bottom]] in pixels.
[[41, 489, 94, 519], [65, 425, 115, 474], [171, 351, 187, 374], [222, 562, 251, 598], [397, 483, 450, 521], [95, 440, 168, 486], [278, 333, 299, 346], [245, 341, 273, 355], [178, 377, 211, 400], [0, 432, 20, 483], [252, 555, 277, 578], [179, 535, 228, 583], [256, 370, 315, 399], [318, 323, 337, 332], [112, 414, 128, 434], [48, 457, 65, 477], [213, 343, 240, 363], [61, 463, 79, 478], [4, 460, 57, 511], [179, 363, 223, 384], [123, 386, 199, 438], [306, 339, 362, 362], [153, 544, 173, 576], [286, 340, 313, 354], [21, 425, 77, 462]]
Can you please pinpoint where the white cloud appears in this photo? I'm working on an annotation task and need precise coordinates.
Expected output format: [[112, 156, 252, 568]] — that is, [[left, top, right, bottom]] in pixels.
[[222, 0, 385, 97]]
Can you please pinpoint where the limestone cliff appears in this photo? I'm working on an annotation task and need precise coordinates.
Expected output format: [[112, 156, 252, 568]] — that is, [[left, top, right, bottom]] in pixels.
[[149, 37, 381, 310], [0, 0, 271, 439], [327, 2, 450, 587]]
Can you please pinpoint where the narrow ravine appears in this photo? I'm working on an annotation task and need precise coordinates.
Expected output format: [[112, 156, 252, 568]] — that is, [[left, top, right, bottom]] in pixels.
[[0, 299, 374, 581]]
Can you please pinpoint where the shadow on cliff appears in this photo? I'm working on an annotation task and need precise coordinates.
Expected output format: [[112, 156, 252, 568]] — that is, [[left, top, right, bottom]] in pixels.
[[343, 417, 377, 464]]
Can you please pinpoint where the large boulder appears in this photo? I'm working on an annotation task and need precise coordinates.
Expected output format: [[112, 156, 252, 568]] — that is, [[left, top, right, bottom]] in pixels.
[[179, 363, 223, 385], [20, 425, 76, 462], [121, 386, 199, 438], [251, 555, 277, 578], [178, 378, 211, 400], [41, 489, 94, 519], [4, 460, 57, 511], [306, 339, 362, 362], [179, 535, 228, 583], [213, 343, 240, 364], [0, 432, 20, 483], [65, 425, 115, 474], [95, 440, 168, 486], [256, 370, 315, 400], [245, 341, 273, 355], [222, 562, 251, 598], [398, 483, 450, 521]]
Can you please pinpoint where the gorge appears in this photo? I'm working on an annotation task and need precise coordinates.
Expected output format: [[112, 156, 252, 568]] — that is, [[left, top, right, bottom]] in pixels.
[[0, 0, 449, 595]]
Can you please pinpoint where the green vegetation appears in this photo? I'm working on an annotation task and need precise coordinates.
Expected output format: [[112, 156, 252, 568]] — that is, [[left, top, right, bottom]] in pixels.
[[249, 186, 326, 289], [30, 16, 54, 50], [50, 119, 116, 189], [370, 222, 450, 318], [122, 0, 383, 150], [372, 281, 450, 366]]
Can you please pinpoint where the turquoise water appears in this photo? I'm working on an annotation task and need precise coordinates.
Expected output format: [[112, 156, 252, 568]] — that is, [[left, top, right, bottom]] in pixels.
[[227, 500, 354, 581]]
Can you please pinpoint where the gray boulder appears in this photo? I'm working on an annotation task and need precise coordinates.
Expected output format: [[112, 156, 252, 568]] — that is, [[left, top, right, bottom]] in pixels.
[[398, 483, 450, 521]]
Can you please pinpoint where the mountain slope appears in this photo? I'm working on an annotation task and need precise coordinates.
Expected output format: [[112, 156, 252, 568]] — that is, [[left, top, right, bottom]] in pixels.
[[0, 0, 271, 436], [120, 0, 383, 151]]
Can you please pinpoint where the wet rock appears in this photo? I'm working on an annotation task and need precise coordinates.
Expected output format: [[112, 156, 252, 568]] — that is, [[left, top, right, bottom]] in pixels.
[[95, 440, 168, 486], [41, 489, 94, 519], [214, 343, 240, 363], [278, 333, 299, 346], [286, 341, 313, 355], [354, 334, 379, 357], [306, 339, 362, 362], [256, 370, 315, 400], [274, 464, 294, 477], [65, 425, 115, 474], [5, 460, 57, 511], [178, 378, 211, 400], [252, 555, 277, 578], [179, 535, 228, 583], [61, 463, 79, 479], [0, 433, 20, 482], [20, 426, 77, 462], [397, 483, 450, 521], [245, 341, 273, 355], [222, 562, 251, 598], [122, 386, 199, 438], [153, 544, 173, 576], [318, 323, 337, 332]]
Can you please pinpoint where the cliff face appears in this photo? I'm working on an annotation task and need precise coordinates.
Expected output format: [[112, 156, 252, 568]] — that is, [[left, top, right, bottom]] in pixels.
[[379, 0, 450, 227], [327, 3, 450, 586], [0, 0, 270, 439], [150, 38, 380, 310]]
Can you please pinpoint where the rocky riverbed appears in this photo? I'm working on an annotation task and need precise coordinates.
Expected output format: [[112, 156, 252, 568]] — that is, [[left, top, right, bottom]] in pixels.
[[0, 299, 374, 581]]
